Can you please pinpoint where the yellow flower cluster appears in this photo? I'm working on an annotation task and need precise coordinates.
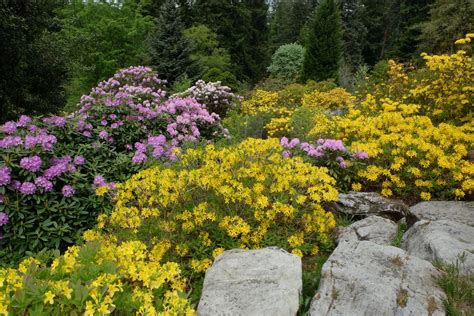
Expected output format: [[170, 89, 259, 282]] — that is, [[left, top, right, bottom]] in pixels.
[[1, 138, 338, 314], [411, 49, 473, 122], [109, 138, 337, 256], [301, 87, 355, 110], [0, 239, 193, 315], [309, 91, 473, 199]]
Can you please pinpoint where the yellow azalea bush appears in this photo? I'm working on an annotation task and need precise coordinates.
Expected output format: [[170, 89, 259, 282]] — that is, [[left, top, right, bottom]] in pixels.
[[310, 94, 474, 200], [0, 242, 193, 315], [301, 87, 355, 110], [0, 138, 338, 314], [298, 36, 473, 201]]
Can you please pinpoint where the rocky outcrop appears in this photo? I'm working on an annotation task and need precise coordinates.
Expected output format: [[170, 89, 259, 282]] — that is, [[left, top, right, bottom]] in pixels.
[[337, 215, 398, 245], [309, 240, 446, 316], [408, 201, 474, 226], [327, 192, 410, 222], [197, 247, 302, 316], [403, 220, 474, 274]]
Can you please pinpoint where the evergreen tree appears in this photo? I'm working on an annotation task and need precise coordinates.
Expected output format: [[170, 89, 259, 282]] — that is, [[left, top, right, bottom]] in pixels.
[[340, 0, 367, 72], [418, 0, 474, 53], [303, 0, 343, 81], [243, 0, 269, 82], [269, 0, 314, 50], [393, 0, 433, 59], [148, 0, 195, 83], [362, 0, 401, 65], [194, 0, 269, 82], [0, 0, 68, 121]]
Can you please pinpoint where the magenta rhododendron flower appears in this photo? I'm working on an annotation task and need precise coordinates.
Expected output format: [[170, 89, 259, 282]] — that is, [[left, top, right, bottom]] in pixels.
[[0, 166, 11, 186], [0, 212, 8, 226], [34, 176, 53, 192], [19, 182, 36, 195], [61, 185, 75, 197], [20, 156, 42, 172], [1, 121, 17, 134], [74, 156, 86, 165]]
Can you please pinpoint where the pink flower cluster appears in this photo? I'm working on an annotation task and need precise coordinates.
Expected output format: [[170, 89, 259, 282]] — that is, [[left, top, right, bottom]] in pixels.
[[71, 66, 225, 165], [280, 137, 369, 168]]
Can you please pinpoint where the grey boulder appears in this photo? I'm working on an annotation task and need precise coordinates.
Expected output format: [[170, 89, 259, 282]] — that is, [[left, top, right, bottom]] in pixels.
[[408, 201, 474, 226], [198, 247, 302, 316], [403, 219, 474, 274], [310, 240, 446, 316], [337, 215, 398, 245], [327, 191, 410, 221]]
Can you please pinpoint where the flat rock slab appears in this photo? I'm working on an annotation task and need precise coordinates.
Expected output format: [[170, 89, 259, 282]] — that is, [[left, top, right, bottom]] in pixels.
[[198, 247, 302, 316], [327, 191, 410, 222], [403, 220, 474, 274], [408, 201, 474, 226], [337, 216, 398, 245], [310, 240, 445, 316]]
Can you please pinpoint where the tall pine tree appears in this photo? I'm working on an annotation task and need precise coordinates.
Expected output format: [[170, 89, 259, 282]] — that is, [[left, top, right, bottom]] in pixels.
[[340, 0, 367, 72], [148, 0, 195, 83], [194, 0, 268, 82], [418, 0, 474, 53], [303, 0, 343, 81]]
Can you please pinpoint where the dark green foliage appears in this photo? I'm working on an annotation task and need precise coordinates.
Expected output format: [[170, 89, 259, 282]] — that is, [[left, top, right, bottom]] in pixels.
[[361, 0, 401, 65], [0, 0, 68, 122], [194, 0, 269, 82], [303, 0, 343, 81], [148, 0, 196, 84], [418, 0, 474, 54], [340, 0, 367, 72], [393, 0, 433, 60], [58, 0, 153, 111], [183, 24, 237, 87], [269, 0, 314, 51]]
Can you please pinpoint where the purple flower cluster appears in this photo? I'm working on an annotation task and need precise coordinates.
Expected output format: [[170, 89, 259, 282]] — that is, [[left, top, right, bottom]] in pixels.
[[42, 116, 66, 127], [20, 156, 42, 172], [0, 166, 11, 186], [280, 137, 368, 168], [0, 212, 8, 226], [61, 185, 75, 198]]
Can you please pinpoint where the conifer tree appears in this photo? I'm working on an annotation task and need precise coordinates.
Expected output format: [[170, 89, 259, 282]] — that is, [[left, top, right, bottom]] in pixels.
[[340, 0, 367, 72], [418, 0, 474, 53], [303, 0, 343, 81], [148, 0, 195, 83]]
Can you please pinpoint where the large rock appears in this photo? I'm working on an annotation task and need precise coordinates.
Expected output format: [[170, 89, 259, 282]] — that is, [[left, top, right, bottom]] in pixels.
[[337, 216, 398, 245], [403, 220, 474, 274], [327, 191, 410, 221], [310, 240, 446, 316], [408, 201, 474, 226], [198, 247, 302, 316]]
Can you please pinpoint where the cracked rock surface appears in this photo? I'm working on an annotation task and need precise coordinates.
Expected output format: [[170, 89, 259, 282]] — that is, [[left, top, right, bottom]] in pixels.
[[408, 201, 474, 226], [337, 215, 398, 245], [309, 240, 446, 316], [403, 219, 474, 274]]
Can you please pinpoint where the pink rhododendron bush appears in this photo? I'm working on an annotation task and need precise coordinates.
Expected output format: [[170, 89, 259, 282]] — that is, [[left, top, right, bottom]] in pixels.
[[0, 66, 228, 265]]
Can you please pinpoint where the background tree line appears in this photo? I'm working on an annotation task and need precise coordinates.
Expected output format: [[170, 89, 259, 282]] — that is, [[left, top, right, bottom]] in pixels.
[[1, 0, 472, 121]]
